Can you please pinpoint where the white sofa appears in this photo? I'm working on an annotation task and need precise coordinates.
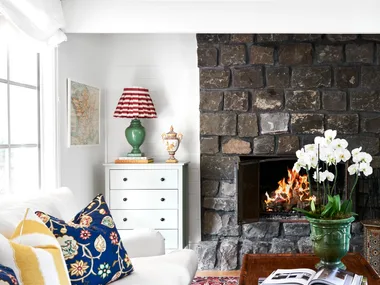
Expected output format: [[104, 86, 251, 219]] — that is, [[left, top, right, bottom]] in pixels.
[[0, 187, 198, 285]]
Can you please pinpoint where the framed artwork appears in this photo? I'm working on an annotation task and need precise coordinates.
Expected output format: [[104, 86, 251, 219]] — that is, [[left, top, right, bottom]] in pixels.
[[67, 79, 100, 147]]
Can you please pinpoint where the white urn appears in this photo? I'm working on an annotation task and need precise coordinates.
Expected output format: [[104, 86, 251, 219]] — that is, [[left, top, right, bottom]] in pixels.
[[161, 126, 183, 163]]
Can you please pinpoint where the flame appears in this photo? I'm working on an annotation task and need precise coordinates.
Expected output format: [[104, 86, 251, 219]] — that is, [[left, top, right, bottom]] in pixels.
[[264, 169, 313, 212]]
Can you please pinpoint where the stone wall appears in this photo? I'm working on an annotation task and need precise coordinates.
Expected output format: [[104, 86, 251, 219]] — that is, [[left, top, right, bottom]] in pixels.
[[196, 34, 380, 270]]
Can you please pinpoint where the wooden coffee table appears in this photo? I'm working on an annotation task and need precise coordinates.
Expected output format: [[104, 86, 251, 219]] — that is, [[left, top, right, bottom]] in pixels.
[[239, 253, 380, 285]]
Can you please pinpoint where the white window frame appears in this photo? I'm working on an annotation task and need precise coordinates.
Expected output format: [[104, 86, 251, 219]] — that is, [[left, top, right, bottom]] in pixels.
[[0, 46, 58, 194]]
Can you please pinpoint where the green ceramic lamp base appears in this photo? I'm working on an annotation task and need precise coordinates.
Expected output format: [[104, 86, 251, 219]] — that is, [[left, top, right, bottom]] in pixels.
[[125, 119, 146, 157]]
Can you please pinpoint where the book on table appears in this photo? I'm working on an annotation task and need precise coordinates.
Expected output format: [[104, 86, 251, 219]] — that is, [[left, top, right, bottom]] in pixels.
[[115, 157, 154, 164], [261, 267, 364, 285]]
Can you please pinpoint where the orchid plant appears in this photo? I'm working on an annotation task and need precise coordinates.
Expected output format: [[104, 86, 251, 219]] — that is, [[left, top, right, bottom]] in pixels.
[[293, 129, 373, 219]]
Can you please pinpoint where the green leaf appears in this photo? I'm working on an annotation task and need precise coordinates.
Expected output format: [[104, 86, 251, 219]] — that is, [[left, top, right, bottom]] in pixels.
[[293, 207, 320, 219], [341, 200, 352, 214], [310, 200, 316, 212], [333, 194, 341, 212], [321, 202, 333, 218]]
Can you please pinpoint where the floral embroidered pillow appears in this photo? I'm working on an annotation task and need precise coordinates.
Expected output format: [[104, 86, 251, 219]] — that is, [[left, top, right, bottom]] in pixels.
[[36, 194, 133, 285], [0, 264, 18, 285]]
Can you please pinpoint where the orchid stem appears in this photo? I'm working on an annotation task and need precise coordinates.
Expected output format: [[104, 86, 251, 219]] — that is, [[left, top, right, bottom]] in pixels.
[[349, 173, 360, 201], [306, 168, 312, 197], [316, 144, 321, 207], [326, 180, 330, 197], [332, 164, 338, 196]]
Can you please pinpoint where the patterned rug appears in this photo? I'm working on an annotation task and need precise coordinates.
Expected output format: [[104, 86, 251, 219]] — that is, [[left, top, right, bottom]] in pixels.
[[192, 277, 239, 285]]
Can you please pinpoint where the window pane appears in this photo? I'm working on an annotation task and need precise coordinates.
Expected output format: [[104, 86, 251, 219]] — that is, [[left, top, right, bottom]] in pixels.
[[0, 43, 7, 80], [9, 48, 37, 86], [0, 149, 9, 194], [10, 147, 39, 193], [0, 83, 7, 144], [9, 86, 38, 144]]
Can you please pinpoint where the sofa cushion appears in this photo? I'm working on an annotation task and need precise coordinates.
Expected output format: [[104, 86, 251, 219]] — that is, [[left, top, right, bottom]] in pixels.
[[0, 264, 19, 285], [111, 249, 198, 285], [36, 194, 133, 285], [0, 187, 76, 238], [0, 209, 70, 285]]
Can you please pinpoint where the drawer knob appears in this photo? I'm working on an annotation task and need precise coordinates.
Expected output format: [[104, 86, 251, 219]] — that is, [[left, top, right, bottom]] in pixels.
[[123, 178, 128, 182], [160, 177, 165, 182], [123, 198, 128, 202], [160, 198, 165, 202], [123, 218, 127, 222], [160, 218, 165, 222]]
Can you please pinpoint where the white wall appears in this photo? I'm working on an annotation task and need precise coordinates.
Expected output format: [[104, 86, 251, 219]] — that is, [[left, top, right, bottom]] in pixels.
[[62, 0, 380, 33], [58, 34, 201, 243], [58, 34, 107, 212], [102, 34, 201, 243]]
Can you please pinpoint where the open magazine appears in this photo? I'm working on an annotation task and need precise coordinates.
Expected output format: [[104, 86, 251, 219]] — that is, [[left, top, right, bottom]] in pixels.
[[261, 267, 365, 285]]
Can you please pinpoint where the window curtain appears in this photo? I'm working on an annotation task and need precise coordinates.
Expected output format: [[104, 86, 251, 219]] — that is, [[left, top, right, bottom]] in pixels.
[[0, 0, 66, 48]]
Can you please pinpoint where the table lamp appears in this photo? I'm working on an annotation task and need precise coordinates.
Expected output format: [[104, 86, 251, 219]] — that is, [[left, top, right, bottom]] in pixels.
[[113, 87, 157, 157]]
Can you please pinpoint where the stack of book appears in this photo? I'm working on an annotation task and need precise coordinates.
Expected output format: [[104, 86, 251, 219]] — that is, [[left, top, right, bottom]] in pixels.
[[259, 267, 366, 285], [114, 157, 154, 164]]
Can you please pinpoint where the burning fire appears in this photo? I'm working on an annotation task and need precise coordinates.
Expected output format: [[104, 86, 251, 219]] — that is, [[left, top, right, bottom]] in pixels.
[[264, 169, 314, 212]]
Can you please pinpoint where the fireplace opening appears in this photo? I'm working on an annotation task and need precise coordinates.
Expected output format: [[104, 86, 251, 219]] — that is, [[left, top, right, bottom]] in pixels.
[[236, 155, 348, 223]]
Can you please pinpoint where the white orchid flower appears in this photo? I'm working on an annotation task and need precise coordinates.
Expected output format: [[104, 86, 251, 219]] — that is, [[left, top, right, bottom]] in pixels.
[[348, 163, 359, 175], [331, 138, 348, 150], [296, 149, 305, 159], [313, 170, 327, 183], [309, 153, 318, 169], [295, 148, 318, 170], [351, 147, 363, 162], [318, 146, 327, 161], [319, 146, 336, 165], [351, 147, 362, 157], [324, 129, 337, 143], [361, 152, 373, 164], [335, 149, 351, 163], [359, 162, 373, 176], [299, 156, 311, 169], [325, 155, 336, 166], [304, 144, 316, 152], [293, 162, 302, 173], [323, 170, 335, 182], [314, 136, 327, 147], [353, 152, 373, 164]]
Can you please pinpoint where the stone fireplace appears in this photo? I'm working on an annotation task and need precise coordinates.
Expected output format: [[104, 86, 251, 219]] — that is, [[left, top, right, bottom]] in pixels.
[[196, 34, 380, 270]]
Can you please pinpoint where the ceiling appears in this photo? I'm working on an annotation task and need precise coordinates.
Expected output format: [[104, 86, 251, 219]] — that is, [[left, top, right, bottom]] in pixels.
[[61, 0, 380, 34]]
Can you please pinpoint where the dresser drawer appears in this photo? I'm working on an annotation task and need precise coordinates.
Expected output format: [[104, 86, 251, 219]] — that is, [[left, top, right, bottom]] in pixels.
[[112, 210, 178, 229], [110, 190, 178, 209], [118, 229, 178, 249], [110, 169, 178, 189]]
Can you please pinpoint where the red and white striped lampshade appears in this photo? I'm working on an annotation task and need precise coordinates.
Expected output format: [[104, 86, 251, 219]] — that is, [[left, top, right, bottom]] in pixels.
[[113, 87, 157, 119]]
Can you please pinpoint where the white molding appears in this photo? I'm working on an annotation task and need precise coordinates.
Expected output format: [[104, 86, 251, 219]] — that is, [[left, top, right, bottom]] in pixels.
[[62, 0, 380, 33], [40, 47, 59, 190]]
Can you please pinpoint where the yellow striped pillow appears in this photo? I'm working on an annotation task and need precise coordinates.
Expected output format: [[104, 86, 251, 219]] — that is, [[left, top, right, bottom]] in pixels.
[[0, 208, 70, 285]]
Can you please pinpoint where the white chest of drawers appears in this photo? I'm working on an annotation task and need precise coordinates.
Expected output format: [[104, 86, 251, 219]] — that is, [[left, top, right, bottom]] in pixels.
[[104, 162, 189, 251]]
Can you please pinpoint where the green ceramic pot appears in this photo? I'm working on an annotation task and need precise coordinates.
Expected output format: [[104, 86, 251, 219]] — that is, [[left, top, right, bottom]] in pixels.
[[306, 216, 355, 270], [125, 119, 145, 155]]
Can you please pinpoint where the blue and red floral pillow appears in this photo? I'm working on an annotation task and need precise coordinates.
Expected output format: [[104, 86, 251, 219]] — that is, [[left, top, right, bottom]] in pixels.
[[36, 194, 133, 285], [0, 264, 18, 285]]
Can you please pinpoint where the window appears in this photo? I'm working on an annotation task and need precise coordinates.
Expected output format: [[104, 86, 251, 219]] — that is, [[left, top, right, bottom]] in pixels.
[[0, 44, 41, 194]]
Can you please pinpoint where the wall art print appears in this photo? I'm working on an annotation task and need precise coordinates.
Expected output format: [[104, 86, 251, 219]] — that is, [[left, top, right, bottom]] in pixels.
[[67, 79, 100, 146]]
